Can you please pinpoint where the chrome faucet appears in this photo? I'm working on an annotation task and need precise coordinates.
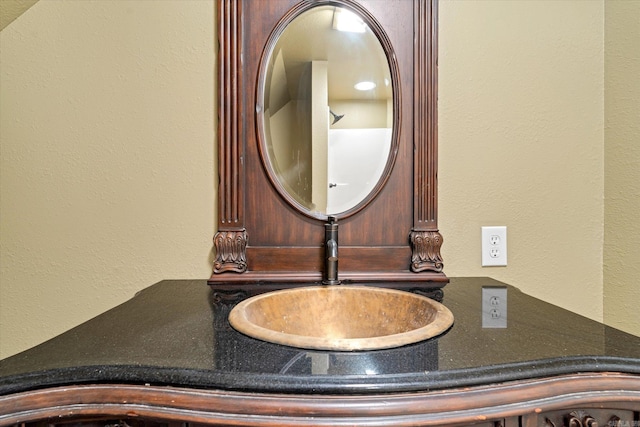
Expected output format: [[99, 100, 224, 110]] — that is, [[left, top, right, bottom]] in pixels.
[[323, 216, 340, 285]]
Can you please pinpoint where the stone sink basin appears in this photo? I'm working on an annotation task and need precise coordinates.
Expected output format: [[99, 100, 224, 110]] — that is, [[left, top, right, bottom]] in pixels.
[[228, 285, 454, 351]]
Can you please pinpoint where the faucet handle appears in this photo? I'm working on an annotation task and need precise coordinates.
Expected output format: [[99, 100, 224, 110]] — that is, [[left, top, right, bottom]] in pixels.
[[323, 216, 340, 285]]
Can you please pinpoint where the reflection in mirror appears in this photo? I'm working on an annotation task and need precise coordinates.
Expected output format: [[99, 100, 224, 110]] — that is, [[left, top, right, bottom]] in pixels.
[[261, 5, 393, 217]]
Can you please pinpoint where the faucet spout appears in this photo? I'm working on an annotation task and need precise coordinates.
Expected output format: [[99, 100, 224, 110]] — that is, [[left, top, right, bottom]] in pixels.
[[323, 216, 341, 285]]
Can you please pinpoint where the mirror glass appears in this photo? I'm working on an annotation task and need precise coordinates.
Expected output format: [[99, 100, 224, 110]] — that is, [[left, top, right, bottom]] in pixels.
[[260, 5, 394, 217]]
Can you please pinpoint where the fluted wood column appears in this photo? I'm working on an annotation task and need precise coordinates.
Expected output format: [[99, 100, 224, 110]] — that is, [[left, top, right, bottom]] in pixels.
[[411, 0, 443, 273], [213, 0, 247, 274]]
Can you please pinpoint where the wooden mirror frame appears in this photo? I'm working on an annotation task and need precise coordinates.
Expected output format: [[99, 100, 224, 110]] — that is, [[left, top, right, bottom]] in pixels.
[[209, 0, 447, 293], [255, 2, 401, 222]]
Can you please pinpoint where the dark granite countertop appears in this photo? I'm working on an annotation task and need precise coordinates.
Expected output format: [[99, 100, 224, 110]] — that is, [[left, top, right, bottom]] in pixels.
[[1, 277, 639, 395]]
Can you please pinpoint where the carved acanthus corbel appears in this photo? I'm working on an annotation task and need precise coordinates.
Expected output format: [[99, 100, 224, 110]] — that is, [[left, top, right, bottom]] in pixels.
[[410, 230, 444, 272], [213, 229, 248, 273]]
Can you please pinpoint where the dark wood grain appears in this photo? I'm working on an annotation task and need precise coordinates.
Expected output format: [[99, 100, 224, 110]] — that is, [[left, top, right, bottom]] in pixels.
[[213, 0, 247, 273], [2, 374, 639, 426], [209, 0, 447, 286]]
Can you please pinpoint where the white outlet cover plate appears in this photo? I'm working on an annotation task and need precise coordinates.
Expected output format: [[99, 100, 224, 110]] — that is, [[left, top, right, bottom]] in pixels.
[[482, 226, 507, 267]]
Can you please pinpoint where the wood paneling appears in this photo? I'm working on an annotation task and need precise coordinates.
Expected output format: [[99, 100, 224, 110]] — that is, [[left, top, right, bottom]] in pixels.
[[210, 0, 446, 287]]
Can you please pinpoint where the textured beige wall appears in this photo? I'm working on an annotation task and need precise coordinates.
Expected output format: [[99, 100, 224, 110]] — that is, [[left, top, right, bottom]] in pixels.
[[0, 0, 38, 31], [604, 1, 640, 337], [0, 0, 215, 358], [1, 0, 635, 359], [439, 0, 605, 320]]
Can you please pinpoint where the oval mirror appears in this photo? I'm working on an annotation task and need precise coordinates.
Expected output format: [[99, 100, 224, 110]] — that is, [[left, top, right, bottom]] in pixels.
[[258, 4, 397, 219]]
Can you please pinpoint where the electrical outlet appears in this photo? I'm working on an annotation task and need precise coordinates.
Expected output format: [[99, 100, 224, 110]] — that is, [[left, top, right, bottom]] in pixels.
[[482, 226, 507, 266], [482, 286, 507, 328]]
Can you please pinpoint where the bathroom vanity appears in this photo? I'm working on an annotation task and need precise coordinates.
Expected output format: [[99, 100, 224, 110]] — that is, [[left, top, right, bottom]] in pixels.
[[1, 277, 639, 426], [3, 1, 639, 425]]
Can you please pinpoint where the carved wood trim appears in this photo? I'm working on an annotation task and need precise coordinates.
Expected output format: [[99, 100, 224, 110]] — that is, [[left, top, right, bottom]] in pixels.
[[212, 288, 249, 304], [2, 374, 639, 426], [410, 230, 444, 272], [214, 0, 248, 274], [410, 287, 444, 302], [413, 0, 438, 230], [544, 410, 626, 427], [213, 229, 248, 273], [411, 0, 443, 272], [608, 415, 623, 427], [217, 0, 244, 230], [568, 410, 598, 427], [210, 0, 447, 285]]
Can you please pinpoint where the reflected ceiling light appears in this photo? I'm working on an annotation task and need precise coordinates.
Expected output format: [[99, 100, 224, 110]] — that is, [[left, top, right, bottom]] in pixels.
[[354, 81, 376, 91], [333, 8, 366, 33]]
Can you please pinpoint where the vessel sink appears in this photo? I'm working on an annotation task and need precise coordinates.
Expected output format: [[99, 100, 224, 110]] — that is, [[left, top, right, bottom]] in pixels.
[[228, 285, 454, 351]]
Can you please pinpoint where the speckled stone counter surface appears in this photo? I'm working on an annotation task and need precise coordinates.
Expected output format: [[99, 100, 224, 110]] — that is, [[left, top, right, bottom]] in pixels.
[[1, 277, 639, 395]]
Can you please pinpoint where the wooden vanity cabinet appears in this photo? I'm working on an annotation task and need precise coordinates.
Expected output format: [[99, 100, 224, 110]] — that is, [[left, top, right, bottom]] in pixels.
[[2, 373, 639, 427], [2, 279, 639, 427], [524, 407, 638, 427]]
